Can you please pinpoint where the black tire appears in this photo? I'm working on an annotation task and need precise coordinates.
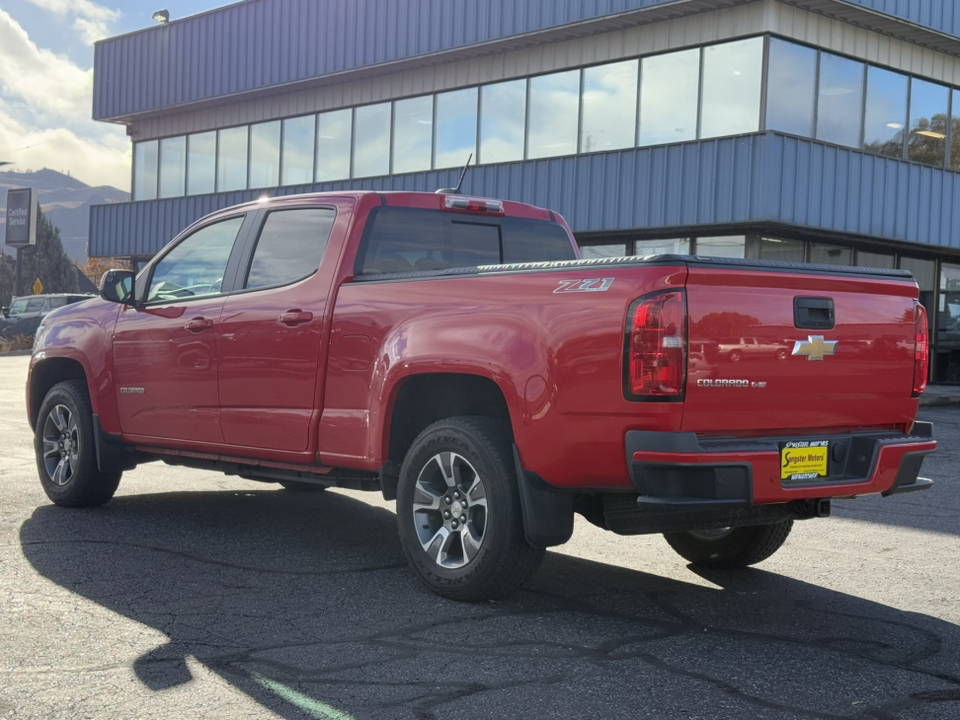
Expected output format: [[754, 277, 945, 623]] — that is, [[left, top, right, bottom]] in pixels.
[[396, 416, 544, 601], [663, 520, 793, 569], [278, 481, 327, 492], [35, 380, 122, 508]]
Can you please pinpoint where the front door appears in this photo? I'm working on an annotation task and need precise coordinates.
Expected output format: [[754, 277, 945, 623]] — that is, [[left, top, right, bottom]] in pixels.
[[113, 215, 247, 444], [218, 206, 338, 452]]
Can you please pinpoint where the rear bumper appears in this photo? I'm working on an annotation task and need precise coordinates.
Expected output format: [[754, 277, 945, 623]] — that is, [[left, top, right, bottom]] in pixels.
[[626, 423, 936, 508]]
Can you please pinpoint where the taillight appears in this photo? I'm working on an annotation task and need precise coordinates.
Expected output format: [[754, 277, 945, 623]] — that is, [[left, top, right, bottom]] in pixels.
[[624, 291, 687, 400], [913, 302, 929, 396]]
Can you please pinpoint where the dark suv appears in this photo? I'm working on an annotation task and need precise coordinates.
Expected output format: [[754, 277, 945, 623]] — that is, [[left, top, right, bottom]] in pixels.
[[1, 294, 94, 338]]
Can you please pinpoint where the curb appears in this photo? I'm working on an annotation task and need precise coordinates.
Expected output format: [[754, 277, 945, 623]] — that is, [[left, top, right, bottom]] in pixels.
[[919, 394, 960, 407]]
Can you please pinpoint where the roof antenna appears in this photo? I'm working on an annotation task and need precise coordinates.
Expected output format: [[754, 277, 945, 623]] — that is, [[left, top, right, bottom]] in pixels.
[[435, 153, 472, 194]]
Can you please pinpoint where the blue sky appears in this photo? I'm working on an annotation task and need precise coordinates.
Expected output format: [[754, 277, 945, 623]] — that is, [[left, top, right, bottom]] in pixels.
[[1, 0, 228, 190]]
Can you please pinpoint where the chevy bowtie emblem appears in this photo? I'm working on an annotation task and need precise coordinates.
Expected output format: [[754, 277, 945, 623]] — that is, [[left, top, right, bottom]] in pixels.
[[792, 335, 838, 361]]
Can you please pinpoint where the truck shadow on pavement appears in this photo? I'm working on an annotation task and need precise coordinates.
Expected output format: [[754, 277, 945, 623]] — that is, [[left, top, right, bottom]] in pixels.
[[20, 488, 960, 720]]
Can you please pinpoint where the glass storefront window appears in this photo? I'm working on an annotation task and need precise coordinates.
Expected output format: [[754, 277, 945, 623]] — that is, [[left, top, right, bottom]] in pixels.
[[187, 131, 216, 195], [908, 78, 949, 166], [937, 263, 960, 344], [217, 126, 248, 192], [354, 103, 391, 178], [856, 250, 895, 268], [639, 48, 699, 147], [863, 67, 908, 158], [900, 256, 936, 331], [480, 79, 526, 164], [695, 236, 745, 258], [281, 115, 316, 186], [528, 70, 580, 159], [809, 243, 851, 265], [934, 350, 960, 384], [816, 52, 864, 148], [133, 140, 158, 200], [579, 243, 627, 258], [393, 95, 433, 174], [951, 89, 960, 171], [581, 60, 638, 152], [249, 120, 281, 189], [158, 136, 185, 199], [636, 238, 690, 256], [435, 88, 478, 170], [759, 237, 805, 262], [766, 38, 816, 137], [700, 37, 763, 139], [316, 108, 352, 182]]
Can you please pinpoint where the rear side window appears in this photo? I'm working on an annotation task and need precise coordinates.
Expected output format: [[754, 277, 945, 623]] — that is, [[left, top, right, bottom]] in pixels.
[[245, 208, 337, 290], [359, 208, 575, 274], [25, 298, 44, 312]]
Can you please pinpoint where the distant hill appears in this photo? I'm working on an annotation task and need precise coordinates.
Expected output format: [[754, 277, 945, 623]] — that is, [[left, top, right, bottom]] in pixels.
[[0, 169, 129, 262]]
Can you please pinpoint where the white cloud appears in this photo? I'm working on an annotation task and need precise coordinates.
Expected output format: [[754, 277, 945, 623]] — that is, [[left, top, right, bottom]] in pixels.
[[26, 0, 120, 44], [0, 8, 129, 189]]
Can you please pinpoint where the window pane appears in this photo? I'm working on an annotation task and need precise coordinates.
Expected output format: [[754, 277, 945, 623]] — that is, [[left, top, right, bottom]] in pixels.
[[863, 67, 908, 158], [908, 78, 949, 166], [281, 116, 316, 186], [393, 96, 433, 174], [580, 243, 627, 258], [187, 131, 216, 195], [217, 126, 248, 192], [148, 217, 244, 302], [856, 250, 895, 268], [501, 219, 577, 263], [246, 208, 336, 289], [809, 242, 851, 265], [480, 79, 526, 164], [635, 238, 690, 255], [249, 121, 280, 188], [639, 48, 699, 146], [938, 263, 960, 345], [581, 61, 638, 153], [700, 37, 763, 139], [354, 103, 391, 178], [759, 237, 805, 262], [766, 39, 816, 137], [158, 136, 186, 198], [934, 349, 960, 383], [816, 53, 864, 148], [951, 90, 960, 171], [436, 87, 478, 169], [696, 236, 745, 258], [316, 109, 352, 182], [528, 70, 579, 159], [133, 140, 158, 200], [901, 256, 936, 331]]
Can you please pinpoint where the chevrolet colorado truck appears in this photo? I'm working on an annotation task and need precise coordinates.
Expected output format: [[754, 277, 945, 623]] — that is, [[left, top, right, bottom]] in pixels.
[[27, 191, 936, 600]]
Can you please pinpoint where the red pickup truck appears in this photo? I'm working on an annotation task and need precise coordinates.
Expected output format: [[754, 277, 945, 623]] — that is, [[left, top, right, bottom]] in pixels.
[[27, 191, 936, 600]]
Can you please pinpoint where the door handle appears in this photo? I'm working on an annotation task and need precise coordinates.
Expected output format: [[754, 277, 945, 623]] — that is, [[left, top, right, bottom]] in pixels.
[[184, 317, 214, 332], [278, 310, 313, 326]]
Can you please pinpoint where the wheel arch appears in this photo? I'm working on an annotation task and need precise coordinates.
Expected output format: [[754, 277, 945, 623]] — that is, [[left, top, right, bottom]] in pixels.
[[29, 357, 89, 429]]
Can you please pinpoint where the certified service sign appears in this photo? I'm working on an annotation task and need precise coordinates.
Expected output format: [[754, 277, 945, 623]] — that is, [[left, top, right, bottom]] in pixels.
[[5, 188, 38, 248]]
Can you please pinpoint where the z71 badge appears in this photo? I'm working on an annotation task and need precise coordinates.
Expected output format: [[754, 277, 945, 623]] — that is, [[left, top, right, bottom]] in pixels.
[[554, 278, 615, 294]]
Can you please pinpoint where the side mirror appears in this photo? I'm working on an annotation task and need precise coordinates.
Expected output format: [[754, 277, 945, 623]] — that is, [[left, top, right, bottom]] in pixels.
[[1, 307, 8, 319], [99, 269, 136, 305]]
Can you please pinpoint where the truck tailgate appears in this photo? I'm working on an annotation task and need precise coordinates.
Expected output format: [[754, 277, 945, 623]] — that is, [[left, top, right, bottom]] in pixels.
[[682, 263, 920, 435]]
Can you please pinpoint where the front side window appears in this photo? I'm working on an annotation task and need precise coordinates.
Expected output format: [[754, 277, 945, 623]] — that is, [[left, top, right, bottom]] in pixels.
[[148, 216, 245, 302], [25, 298, 44, 313], [8, 299, 28, 316], [245, 208, 337, 290]]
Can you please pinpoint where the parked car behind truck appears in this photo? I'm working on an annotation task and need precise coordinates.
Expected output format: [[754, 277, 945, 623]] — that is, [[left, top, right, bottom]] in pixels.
[[2, 293, 93, 338], [26, 191, 936, 600]]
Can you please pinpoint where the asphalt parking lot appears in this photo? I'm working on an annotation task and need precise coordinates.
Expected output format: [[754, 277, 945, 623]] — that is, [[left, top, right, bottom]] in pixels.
[[0, 353, 958, 720]]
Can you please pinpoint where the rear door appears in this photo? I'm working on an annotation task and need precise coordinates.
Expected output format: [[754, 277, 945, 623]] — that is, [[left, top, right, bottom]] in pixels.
[[217, 204, 340, 452], [682, 263, 919, 434]]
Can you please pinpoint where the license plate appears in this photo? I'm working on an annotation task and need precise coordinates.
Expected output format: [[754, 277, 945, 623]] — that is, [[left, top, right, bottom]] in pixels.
[[780, 441, 829, 481]]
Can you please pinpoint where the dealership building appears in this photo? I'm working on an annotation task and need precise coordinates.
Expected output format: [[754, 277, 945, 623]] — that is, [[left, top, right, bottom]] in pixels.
[[91, 0, 960, 382]]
